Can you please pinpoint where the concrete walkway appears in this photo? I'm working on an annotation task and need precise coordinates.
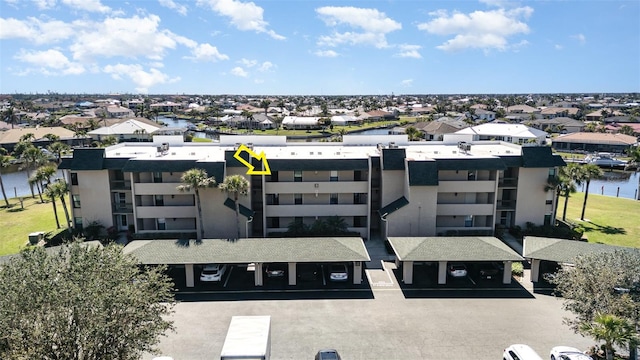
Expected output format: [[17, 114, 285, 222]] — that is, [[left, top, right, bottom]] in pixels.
[[363, 235, 395, 270], [501, 232, 523, 255]]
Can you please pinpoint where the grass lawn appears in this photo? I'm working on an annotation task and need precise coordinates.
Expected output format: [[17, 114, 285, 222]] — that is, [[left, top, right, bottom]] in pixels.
[[0, 197, 70, 256], [557, 192, 640, 248]]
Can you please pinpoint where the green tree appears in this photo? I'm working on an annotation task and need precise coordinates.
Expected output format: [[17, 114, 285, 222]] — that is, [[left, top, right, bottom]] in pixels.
[[561, 163, 583, 221], [579, 313, 637, 360], [578, 164, 604, 221], [46, 179, 72, 228], [0, 153, 10, 207], [48, 141, 71, 164], [219, 174, 250, 240], [618, 125, 634, 136], [21, 145, 46, 198], [0, 241, 174, 359], [35, 165, 60, 227], [177, 168, 216, 240], [405, 126, 422, 141], [260, 99, 271, 117]]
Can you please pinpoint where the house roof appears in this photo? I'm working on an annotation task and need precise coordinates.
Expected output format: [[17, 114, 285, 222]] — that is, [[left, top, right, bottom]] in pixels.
[[507, 104, 538, 113], [530, 117, 585, 127], [523, 236, 640, 264], [0, 126, 77, 145], [388, 236, 523, 262], [455, 123, 547, 139], [282, 116, 321, 125], [88, 119, 162, 136], [122, 237, 370, 264], [552, 132, 638, 145]]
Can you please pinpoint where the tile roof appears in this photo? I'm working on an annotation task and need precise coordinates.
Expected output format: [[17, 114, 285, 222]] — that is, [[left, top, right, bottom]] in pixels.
[[523, 236, 640, 264], [553, 132, 638, 145], [388, 236, 523, 262]]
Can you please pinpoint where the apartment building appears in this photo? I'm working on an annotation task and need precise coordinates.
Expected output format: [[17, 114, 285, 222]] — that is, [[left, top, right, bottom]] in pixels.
[[59, 135, 565, 241]]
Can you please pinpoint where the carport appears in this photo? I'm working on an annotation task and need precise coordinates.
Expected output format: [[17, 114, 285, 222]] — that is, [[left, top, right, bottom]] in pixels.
[[123, 237, 370, 287], [523, 236, 640, 282], [387, 236, 523, 285]]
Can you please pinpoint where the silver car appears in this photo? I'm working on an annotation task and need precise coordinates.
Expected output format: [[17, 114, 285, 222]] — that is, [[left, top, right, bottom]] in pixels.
[[200, 264, 227, 282], [448, 263, 468, 278], [329, 264, 348, 282]]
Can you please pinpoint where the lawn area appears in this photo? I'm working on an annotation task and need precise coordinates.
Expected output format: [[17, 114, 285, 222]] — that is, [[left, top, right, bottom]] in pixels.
[[0, 197, 70, 256], [557, 192, 640, 248]]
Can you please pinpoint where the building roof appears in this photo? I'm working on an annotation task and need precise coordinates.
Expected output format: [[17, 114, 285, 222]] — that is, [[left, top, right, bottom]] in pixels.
[[88, 119, 162, 136], [530, 117, 585, 127], [507, 104, 539, 113], [455, 123, 547, 139], [282, 116, 321, 125], [552, 132, 638, 145], [388, 236, 523, 262], [0, 126, 76, 145], [523, 236, 640, 264], [521, 146, 566, 168], [122, 237, 370, 264]]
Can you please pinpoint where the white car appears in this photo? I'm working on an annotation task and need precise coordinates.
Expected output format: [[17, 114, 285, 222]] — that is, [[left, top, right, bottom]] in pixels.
[[550, 346, 593, 360], [329, 264, 348, 282], [200, 264, 228, 282], [448, 263, 468, 278]]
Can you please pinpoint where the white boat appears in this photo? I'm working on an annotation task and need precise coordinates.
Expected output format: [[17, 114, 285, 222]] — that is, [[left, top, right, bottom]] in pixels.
[[584, 153, 628, 167]]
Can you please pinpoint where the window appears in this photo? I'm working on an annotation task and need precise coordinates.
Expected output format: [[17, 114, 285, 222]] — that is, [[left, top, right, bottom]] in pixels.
[[330, 193, 338, 204], [548, 168, 556, 176], [267, 193, 279, 205], [467, 171, 476, 181], [157, 218, 166, 230], [544, 214, 552, 226], [294, 170, 302, 182], [354, 193, 367, 204], [71, 173, 78, 185], [72, 194, 81, 208], [155, 195, 164, 206], [73, 217, 83, 230], [266, 217, 280, 228], [464, 215, 473, 227], [353, 216, 366, 227], [330, 170, 338, 182], [153, 172, 162, 183], [294, 194, 302, 204]]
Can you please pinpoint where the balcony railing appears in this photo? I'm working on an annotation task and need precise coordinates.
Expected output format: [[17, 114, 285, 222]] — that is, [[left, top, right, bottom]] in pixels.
[[112, 203, 133, 213], [498, 178, 518, 187], [110, 180, 132, 190], [496, 200, 517, 210]]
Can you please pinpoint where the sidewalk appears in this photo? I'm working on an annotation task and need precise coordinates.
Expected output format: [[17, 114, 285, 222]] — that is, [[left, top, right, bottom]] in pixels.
[[502, 232, 523, 255]]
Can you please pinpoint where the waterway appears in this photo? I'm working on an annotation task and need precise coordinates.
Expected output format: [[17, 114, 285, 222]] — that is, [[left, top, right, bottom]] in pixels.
[[577, 170, 640, 200], [1, 166, 65, 199]]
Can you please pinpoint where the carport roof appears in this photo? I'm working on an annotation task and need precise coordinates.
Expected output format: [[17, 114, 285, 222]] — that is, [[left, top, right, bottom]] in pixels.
[[523, 236, 640, 264], [388, 236, 523, 262], [122, 237, 370, 264]]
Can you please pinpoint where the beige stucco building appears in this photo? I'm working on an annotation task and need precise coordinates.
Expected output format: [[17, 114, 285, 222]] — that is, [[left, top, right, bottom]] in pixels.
[[60, 135, 565, 241]]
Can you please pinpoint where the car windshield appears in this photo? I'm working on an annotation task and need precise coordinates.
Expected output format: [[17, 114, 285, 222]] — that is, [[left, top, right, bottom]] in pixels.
[[203, 268, 218, 275], [320, 352, 339, 360]]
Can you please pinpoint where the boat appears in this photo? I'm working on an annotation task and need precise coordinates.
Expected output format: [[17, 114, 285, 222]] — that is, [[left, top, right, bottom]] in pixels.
[[584, 153, 628, 168]]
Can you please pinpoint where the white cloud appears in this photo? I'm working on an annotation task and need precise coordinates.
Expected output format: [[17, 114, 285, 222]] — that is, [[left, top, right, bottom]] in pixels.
[[417, 6, 533, 52], [197, 0, 285, 40], [401, 79, 413, 87], [32, 0, 56, 9], [314, 50, 338, 58], [395, 44, 422, 59], [230, 66, 248, 77], [0, 17, 75, 44], [69, 15, 188, 61], [103, 63, 179, 93], [61, 0, 110, 13], [14, 48, 85, 75], [258, 61, 274, 72], [316, 6, 401, 49], [254, 79, 264, 84], [239, 58, 258, 67], [554, 44, 563, 50], [159, 0, 188, 16], [571, 33, 586, 45], [185, 43, 229, 62]]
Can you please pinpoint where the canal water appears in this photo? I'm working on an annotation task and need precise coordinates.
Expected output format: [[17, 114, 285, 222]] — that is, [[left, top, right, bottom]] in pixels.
[[1, 167, 65, 198]]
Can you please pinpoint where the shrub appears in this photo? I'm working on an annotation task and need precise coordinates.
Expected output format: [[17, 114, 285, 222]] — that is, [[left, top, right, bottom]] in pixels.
[[511, 262, 524, 277]]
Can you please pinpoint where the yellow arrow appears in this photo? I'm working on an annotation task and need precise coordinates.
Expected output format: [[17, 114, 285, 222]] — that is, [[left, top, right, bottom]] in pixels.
[[233, 144, 271, 175]]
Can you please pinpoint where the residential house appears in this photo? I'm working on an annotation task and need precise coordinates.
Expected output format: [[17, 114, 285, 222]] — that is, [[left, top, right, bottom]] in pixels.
[[506, 105, 539, 114], [539, 107, 580, 119], [551, 132, 638, 154], [87, 119, 163, 143], [445, 123, 548, 145], [331, 115, 362, 126], [0, 126, 81, 152], [474, 109, 496, 121], [282, 116, 322, 130], [528, 117, 585, 134], [105, 105, 135, 118]]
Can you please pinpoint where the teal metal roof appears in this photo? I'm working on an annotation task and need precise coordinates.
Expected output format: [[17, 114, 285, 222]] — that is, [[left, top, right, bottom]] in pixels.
[[407, 161, 438, 186], [122, 160, 224, 180], [436, 158, 506, 171], [223, 198, 255, 218], [378, 196, 409, 217], [499, 156, 522, 168], [388, 236, 523, 262], [521, 147, 566, 168], [122, 237, 370, 264], [523, 236, 639, 264], [66, 148, 105, 170], [269, 158, 368, 171], [382, 148, 406, 170]]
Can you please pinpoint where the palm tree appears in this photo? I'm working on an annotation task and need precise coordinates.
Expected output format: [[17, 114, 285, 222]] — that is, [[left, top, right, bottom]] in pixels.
[[3, 106, 17, 129], [35, 165, 59, 226], [260, 99, 271, 117], [579, 313, 636, 360], [579, 164, 604, 221], [0, 154, 11, 207], [177, 168, 217, 240], [219, 174, 250, 240], [405, 126, 422, 141], [561, 163, 583, 221], [46, 179, 71, 228], [47, 141, 70, 164], [21, 145, 46, 198]]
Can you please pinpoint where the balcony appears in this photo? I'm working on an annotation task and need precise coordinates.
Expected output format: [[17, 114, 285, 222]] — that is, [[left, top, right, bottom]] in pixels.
[[498, 178, 518, 188], [136, 205, 197, 218], [265, 204, 368, 217], [436, 203, 494, 216], [134, 183, 185, 195], [265, 181, 368, 194], [438, 180, 495, 193], [112, 203, 133, 214], [436, 227, 494, 236], [496, 200, 517, 210], [110, 180, 132, 191]]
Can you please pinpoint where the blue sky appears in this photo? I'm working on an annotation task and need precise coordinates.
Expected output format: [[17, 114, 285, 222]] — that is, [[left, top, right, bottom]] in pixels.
[[0, 0, 638, 95]]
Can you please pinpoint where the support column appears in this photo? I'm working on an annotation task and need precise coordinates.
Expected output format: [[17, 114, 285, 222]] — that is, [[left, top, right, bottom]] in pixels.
[[288, 262, 297, 286], [185, 263, 195, 288], [503, 261, 513, 284], [438, 261, 447, 285], [254, 262, 263, 286], [353, 261, 362, 285], [530, 259, 540, 283], [403, 261, 413, 284]]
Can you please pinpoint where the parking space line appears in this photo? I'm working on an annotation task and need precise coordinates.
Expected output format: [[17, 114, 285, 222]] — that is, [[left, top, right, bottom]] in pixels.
[[223, 266, 233, 288]]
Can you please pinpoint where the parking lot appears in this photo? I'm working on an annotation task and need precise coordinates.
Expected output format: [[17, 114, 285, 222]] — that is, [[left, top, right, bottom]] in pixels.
[[145, 263, 595, 359]]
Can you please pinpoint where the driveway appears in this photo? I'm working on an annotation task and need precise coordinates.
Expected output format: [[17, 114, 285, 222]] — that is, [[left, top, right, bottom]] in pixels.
[[145, 265, 594, 360]]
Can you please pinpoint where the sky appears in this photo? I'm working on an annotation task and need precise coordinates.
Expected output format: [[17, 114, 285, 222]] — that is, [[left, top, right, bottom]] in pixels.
[[0, 0, 639, 95]]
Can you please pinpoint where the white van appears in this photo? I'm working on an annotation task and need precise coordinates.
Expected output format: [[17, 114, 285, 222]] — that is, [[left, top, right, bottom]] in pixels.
[[503, 344, 543, 360]]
